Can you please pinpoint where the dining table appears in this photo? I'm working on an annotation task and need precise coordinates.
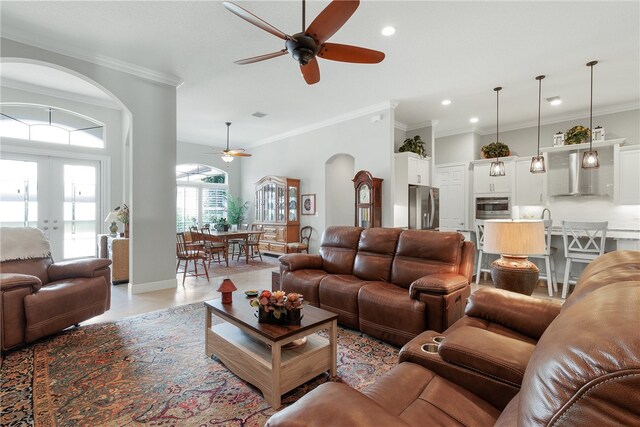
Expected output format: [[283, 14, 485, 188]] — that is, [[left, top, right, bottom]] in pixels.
[[206, 230, 265, 266]]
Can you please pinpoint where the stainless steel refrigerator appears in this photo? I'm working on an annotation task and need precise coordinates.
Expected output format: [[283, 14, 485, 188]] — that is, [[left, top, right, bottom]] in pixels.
[[408, 185, 439, 230]]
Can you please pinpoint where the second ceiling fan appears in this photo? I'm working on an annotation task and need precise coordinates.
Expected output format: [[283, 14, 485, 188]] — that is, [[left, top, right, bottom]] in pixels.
[[223, 0, 385, 85]]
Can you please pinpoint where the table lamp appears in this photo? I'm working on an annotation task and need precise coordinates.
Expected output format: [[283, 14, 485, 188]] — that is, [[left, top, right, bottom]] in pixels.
[[483, 220, 545, 295], [104, 211, 120, 236]]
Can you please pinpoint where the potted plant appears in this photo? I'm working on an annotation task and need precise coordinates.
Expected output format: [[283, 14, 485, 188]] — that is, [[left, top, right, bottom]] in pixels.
[[398, 135, 427, 158], [251, 290, 288, 323], [481, 142, 510, 159], [564, 125, 590, 145], [226, 196, 249, 230], [115, 203, 130, 237], [215, 217, 230, 232]]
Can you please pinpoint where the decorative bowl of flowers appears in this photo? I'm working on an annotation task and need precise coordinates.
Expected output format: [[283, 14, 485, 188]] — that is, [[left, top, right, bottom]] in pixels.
[[250, 290, 304, 325]]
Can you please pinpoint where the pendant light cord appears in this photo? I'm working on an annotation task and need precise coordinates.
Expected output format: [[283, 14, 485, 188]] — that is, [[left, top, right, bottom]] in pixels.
[[588, 62, 595, 149], [536, 75, 545, 155], [494, 87, 502, 160]]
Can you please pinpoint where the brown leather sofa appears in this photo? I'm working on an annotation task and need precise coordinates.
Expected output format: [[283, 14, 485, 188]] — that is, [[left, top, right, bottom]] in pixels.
[[1, 237, 112, 352], [266, 250, 640, 426], [279, 226, 475, 346]]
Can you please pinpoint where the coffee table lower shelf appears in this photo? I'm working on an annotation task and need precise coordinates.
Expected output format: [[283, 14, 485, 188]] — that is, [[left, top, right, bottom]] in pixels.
[[206, 322, 333, 408]]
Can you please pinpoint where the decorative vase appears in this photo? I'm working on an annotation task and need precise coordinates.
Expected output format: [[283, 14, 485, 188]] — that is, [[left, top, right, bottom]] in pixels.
[[109, 222, 118, 236], [231, 224, 238, 231], [124, 223, 130, 238]]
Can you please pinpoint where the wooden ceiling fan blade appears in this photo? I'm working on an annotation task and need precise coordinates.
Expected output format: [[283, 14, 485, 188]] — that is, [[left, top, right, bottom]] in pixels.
[[230, 152, 252, 157], [300, 57, 320, 85], [306, 0, 359, 44], [223, 1, 292, 41], [235, 50, 288, 65], [319, 43, 385, 63]]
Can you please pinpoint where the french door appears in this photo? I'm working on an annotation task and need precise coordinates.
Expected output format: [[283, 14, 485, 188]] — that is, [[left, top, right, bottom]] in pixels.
[[0, 153, 101, 260]]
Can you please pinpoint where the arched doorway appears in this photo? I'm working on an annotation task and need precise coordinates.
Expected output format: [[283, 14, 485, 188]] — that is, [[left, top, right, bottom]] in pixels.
[[325, 154, 355, 227]]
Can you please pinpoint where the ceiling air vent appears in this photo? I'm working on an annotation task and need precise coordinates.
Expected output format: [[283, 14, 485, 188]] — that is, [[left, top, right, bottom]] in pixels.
[[252, 112, 267, 118]]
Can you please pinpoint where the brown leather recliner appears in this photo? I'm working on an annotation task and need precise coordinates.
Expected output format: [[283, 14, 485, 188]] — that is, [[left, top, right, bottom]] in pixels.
[[279, 226, 475, 346], [0, 228, 112, 352], [266, 250, 640, 427]]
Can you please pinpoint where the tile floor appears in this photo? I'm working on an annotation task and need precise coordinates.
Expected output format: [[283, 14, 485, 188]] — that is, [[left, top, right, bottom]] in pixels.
[[85, 267, 564, 326]]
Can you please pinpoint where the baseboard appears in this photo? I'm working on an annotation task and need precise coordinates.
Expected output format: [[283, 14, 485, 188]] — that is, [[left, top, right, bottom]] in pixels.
[[128, 278, 177, 294]]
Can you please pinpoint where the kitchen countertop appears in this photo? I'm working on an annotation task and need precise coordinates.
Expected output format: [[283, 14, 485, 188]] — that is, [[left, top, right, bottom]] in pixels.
[[455, 227, 640, 240]]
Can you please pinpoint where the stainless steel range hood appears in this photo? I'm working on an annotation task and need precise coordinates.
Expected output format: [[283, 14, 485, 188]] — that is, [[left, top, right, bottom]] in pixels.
[[553, 152, 601, 197]]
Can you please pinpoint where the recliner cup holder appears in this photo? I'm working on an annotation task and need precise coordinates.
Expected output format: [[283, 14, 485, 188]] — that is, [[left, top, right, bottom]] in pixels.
[[432, 336, 445, 344], [421, 343, 439, 353]]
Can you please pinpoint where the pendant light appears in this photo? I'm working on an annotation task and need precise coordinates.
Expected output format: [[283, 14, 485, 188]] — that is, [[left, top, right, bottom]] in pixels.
[[530, 75, 546, 173], [222, 122, 234, 163], [582, 60, 599, 168], [489, 86, 505, 176]]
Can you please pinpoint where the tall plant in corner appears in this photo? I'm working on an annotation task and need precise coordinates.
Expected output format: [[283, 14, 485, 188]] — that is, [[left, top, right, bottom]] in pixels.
[[226, 195, 249, 226]]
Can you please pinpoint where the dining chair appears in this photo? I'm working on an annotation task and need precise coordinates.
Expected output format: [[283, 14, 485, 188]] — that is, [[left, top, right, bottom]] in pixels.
[[200, 227, 227, 267], [286, 226, 312, 253], [176, 232, 209, 285], [528, 219, 558, 296], [561, 220, 608, 298], [237, 230, 263, 262], [474, 219, 496, 284], [228, 223, 249, 258]]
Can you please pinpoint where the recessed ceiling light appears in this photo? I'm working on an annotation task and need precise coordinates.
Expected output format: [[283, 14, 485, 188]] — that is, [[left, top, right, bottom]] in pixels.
[[546, 96, 562, 106], [441, 99, 452, 106], [381, 26, 396, 36], [469, 117, 479, 123]]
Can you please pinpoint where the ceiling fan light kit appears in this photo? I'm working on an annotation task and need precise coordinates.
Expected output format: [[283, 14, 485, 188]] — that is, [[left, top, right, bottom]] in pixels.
[[217, 122, 252, 163], [223, 0, 385, 85]]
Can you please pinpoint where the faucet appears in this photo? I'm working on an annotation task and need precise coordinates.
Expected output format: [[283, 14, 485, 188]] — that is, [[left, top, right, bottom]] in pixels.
[[541, 208, 551, 220]]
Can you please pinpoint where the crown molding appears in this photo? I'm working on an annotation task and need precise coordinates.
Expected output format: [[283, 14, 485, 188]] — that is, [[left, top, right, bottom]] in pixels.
[[394, 121, 407, 131], [1, 78, 121, 110], [406, 120, 440, 131], [1, 30, 183, 87], [254, 101, 397, 147]]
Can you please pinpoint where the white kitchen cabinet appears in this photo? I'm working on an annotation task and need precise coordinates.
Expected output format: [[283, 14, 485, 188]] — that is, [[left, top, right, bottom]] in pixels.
[[514, 157, 546, 205], [395, 152, 430, 186], [615, 145, 640, 205], [472, 158, 515, 195]]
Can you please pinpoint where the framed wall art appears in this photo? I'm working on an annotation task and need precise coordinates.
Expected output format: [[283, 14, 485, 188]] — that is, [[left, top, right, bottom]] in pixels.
[[301, 194, 316, 215]]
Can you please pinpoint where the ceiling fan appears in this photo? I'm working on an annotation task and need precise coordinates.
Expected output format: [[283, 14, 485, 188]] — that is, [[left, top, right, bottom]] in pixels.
[[217, 122, 251, 163], [222, 0, 385, 85]]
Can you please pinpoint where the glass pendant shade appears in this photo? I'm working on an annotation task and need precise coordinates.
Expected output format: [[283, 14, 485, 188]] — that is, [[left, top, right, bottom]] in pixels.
[[490, 160, 505, 176], [582, 150, 599, 168], [222, 154, 234, 163], [530, 155, 546, 173]]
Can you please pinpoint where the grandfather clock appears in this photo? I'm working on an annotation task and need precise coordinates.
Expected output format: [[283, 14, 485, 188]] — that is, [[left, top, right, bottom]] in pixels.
[[353, 170, 383, 228]]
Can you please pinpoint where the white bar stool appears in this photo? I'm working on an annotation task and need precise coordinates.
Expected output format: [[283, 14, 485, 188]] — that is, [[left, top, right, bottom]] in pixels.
[[561, 220, 608, 298]]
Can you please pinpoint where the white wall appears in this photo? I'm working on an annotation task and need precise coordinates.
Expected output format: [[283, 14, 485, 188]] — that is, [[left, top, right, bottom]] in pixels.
[[434, 132, 476, 164], [0, 86, 125, 225], [1, 38, 178, 294], [240, 105, 395, 253]]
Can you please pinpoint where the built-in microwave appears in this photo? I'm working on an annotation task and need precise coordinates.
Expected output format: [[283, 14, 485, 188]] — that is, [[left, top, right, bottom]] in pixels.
[[475, 196, 511, 220]]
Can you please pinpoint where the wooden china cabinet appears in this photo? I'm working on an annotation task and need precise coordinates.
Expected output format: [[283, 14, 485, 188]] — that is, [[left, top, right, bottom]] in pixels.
[[353, 170, 383, 228], [253, 176, 300, 254]]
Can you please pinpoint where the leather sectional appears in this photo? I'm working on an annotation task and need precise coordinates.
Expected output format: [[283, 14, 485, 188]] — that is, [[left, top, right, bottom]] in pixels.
[[267, 250, 640, 426], [279, 226, 475, 346]]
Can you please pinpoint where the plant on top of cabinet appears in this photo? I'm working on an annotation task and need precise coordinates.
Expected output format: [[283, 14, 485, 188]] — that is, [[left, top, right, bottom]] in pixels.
[[398, 135, 427, 158], [564, 125, 590, 145], [481, 142, 510, 159]]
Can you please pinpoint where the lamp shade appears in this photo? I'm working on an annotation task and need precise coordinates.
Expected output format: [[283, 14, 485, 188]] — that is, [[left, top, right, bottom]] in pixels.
[[104, 211, 119, 223], [483, 220, 545, 256]]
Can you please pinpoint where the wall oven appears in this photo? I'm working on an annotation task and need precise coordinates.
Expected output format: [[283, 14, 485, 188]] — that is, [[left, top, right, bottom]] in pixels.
[[475, 196, 511, 220]]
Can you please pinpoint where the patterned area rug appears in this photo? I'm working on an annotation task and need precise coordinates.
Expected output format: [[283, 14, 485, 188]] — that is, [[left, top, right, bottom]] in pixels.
[[186, 254, 280, 278], [1, 303, 398, 426]]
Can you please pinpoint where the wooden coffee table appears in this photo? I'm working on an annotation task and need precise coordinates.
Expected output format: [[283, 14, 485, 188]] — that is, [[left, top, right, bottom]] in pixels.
[[204, 295, 338, 409]]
